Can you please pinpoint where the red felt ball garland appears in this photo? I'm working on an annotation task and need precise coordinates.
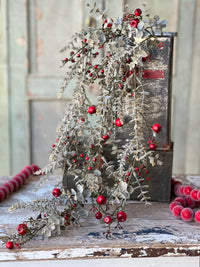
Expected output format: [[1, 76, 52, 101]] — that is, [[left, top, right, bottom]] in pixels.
[[170, 179, 200, 223], [0, 164, 40, 202]]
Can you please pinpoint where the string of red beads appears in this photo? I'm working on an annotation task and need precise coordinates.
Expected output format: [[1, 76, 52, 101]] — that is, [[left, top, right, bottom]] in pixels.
[[170, 179, 200, 223], [0, 165, 40, 202]]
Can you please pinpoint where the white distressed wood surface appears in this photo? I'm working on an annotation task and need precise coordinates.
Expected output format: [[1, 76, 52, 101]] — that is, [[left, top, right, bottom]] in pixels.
[[0, 175, 200, 263]]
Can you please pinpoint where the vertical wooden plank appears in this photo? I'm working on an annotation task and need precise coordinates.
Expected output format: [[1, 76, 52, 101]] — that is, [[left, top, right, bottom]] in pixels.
[[0, 0, 10, 175], [173, 0, 196, 174], [185, 0, 200, 173], [7, 0, 28, 174]]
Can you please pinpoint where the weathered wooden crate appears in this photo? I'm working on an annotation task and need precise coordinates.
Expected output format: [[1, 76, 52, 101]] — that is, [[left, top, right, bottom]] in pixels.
[[63, 34, 175, 202]]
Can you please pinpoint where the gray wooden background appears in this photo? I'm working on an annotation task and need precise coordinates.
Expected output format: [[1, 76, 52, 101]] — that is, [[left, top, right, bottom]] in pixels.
[[0, 0, 199, 176]]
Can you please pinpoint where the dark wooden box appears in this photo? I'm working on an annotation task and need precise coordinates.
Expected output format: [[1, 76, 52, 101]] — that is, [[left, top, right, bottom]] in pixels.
[[63, 34, 175, 202]]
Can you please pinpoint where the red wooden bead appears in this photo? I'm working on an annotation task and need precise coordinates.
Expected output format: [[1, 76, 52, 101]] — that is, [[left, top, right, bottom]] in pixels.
[[194, 210, 200, 223], [183, 185, 193, 196], [0, 189, 6, 201], [31, 164, 40, 172], [16, 173, 27, 182], [13, 176, 24, 187], [174, 197, 187, 207], [185, 196, 196, 208], [22, 168, 31, 178], [10, 179, 19, 191], [190, 189, 198, 201], [172, 205, 183, 218], [173, 181, 182, 196], [169, 201, 180, 212], [0, 185, 10, 197], [24, 165, 34, 175], [197, 190, 200, 200], [3, 182, 14, 194], [181, 207, 194, 222]]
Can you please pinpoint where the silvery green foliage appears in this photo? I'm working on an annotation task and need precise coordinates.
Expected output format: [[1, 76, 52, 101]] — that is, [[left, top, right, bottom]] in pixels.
[[1, 7, 167, 246]]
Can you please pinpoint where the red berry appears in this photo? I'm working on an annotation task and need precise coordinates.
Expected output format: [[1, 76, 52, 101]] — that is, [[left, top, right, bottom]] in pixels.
[[89, 73, 93, 77], [135, 167, 139, 171], [83, 38, 87, 43], [6, 241, 14, 249], [117, 211, 127, 222], [17, 223, 28, 235], [88, 106, 96, 114], [118, 84, 123, 89], [95, 212, 102, 220], [52, 188, 61, 197], [85, 157, 89, 161], [88, 166, 92, 171], [152, 123, 162, 133], [126, 172, 131, 176], [130, 18, 139, 28], [115, 118, 123, 127], [104, 216, 112, 224], [90, 144, 94, 148], [194, 210, 200, 223], [145, 170, 149, 174], [100, 69, 104, 74], [174, 197, 186, 207], [137, 172, 141, 176], [64, 58, 68, 62], [181, 207, 194, 222], [149, 143, 156, 150], [190, 189, 198, 201], [73, 159, 77, 163], [77, 53, 80, 57], [80, 154, 84, 158], [93, 158, 97, 162], [146, 177, 150, 181], [169, 201, 180, 212], [134, 8, 142, 16], [52, 144, 55, 148], [179, 185, 185, 196], [197, 190, 200, 200], [94, 65, 98, 69], [96, 195, 107, 205], [102, 135, 109, 140], [172, 205, 183, 218], [183, 185, 193, 196]]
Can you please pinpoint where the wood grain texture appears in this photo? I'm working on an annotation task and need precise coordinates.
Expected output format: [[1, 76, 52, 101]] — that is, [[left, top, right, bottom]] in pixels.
[[0, 175, 200, 262], [7, 0, 29, 175], [0, 0, 10, 175]]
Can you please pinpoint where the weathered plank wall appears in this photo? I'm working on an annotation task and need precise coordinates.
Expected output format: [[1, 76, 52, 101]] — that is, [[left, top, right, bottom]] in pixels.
[[0, 0, 200, 175]]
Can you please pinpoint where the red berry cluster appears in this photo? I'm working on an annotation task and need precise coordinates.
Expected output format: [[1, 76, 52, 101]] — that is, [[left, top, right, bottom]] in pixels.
[[123, 8, 142, 28], [170, 179, 200, 223], [95, 195, 127, 228], [0, 165, 40, 202], [5, 223, 29, 249]]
